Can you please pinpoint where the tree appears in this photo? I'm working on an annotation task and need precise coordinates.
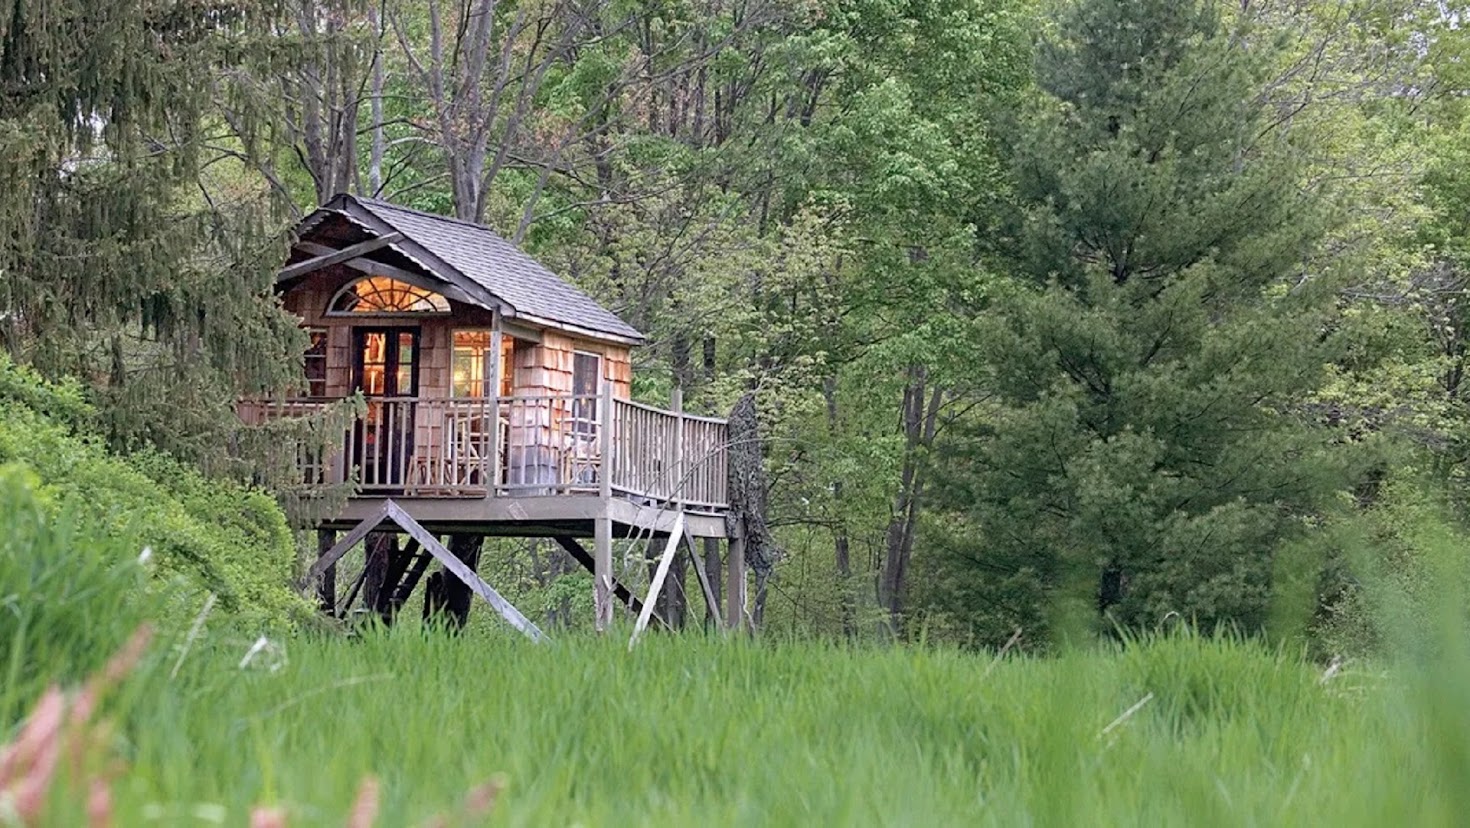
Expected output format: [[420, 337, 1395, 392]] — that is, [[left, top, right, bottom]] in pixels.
[[0, 0, 303, 461], [925, 0, 1369, 645]]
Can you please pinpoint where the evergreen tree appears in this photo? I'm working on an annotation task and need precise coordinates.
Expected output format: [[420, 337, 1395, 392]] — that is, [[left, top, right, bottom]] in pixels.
[[926, 0, 1368, 644], [0, 0, 302, 461]]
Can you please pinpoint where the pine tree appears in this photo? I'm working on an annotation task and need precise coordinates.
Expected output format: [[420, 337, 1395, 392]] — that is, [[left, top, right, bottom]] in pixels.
[[0, 0, 302, 461], [928, 0, 1366, 642]]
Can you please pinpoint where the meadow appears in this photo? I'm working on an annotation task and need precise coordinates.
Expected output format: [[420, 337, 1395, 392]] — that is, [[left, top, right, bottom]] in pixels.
[[4, 373, 1468, 826], [8, 621, 1469, 827]]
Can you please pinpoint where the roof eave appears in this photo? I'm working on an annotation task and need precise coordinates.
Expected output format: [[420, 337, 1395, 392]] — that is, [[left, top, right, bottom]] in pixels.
[[508, 310, 645, 347], [332, 195, 514, 317]]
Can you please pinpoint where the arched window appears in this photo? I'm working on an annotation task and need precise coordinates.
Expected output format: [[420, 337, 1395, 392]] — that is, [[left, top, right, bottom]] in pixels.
[[328, 276, 450, 315]]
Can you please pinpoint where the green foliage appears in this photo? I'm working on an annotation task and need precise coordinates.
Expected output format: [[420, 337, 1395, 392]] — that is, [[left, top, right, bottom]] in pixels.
[[0, 464, 150, 723], [925, 0, 1374, 644], [6, 621, 1469, 824], [0, 0, 303, 463], [0, 355, 308, 633], [1313, 477, 1470, 661]]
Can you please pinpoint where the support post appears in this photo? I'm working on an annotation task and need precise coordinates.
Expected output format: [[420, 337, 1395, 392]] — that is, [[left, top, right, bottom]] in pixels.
[[726, 534, 747, 632], [315, 529, 337, 613], [630, 512, 686, 647], [702, 536, 722, 628], [671, 386, 684, 508], [594, 515, 614, 631], [487, 311, 503, 495], [595, 380, 615, 631], [600, 381, 614, 500], [688, 532, 722, 631]]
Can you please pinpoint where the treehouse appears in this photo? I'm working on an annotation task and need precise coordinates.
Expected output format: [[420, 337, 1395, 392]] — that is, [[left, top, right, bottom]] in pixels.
[[239, 194, 747, 632]]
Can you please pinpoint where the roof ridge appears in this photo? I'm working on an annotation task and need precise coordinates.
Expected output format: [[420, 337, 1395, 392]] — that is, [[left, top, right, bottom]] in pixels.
[[354, 195, 515, 238]]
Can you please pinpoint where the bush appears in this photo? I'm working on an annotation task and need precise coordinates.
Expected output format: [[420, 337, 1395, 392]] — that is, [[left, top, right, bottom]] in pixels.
[[0, 464, 150, 723], [0, 355, 310, 640]]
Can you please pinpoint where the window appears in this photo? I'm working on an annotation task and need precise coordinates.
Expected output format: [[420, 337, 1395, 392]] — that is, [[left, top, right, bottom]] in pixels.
[[304, 328, 327, 397], [571, 351, 602, 434], [452, 330, 513, 398], [354, 329, 418, 396], [328, 276, 449, 315]]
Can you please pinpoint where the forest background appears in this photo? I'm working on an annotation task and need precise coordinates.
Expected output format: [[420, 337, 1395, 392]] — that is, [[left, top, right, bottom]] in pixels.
[[6, 0, 1470, 656]]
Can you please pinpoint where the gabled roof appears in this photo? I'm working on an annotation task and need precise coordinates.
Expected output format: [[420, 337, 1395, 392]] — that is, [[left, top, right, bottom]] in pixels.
[[297, 194, 644, 344]]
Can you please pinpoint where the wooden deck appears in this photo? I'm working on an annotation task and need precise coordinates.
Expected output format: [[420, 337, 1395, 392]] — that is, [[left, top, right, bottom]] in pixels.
[[325, 494, 734, 539], [238, 388, 730, 516], [241, 388, 745, 632]]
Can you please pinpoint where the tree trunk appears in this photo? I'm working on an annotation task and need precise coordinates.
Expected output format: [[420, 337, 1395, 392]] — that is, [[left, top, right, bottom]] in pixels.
[[316, 529, 337, 614], [361, 531, 396, 617], [822, 374, 856, 638], [367, 3, 385, 195], [878, 366, 943, 633], [432, 533, 485, 630]]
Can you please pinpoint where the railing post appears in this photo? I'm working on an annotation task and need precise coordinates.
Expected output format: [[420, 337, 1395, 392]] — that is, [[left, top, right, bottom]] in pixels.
[[488, 317, 503, 497], [671, 386, 684, 508], [595, 381, 615, 631], [599, 381, 613, 500]]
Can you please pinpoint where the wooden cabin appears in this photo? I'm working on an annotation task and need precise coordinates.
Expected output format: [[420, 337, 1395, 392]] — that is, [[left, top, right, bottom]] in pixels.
[[239, 194, 744, 631]]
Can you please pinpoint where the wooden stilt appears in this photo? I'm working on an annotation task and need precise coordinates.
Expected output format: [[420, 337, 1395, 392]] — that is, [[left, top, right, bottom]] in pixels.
[[362, 531, 397, 613], [594, 516, 613, 631], [630, 513, 686, 647], [315, 529, 337, 614], [688, 533, 722, 631], [438, 534, 484, 629], [595, 381, 614, 631], [553, 536, 666, 627], [726, 534, 747, 632], [702, 536, 722, 629]]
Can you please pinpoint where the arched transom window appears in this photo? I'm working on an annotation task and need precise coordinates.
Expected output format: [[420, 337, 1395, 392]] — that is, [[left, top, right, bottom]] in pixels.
[[328, 276, 450, 315]]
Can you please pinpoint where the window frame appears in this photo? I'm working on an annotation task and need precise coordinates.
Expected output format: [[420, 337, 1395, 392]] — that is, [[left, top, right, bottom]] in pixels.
[[450, 328, 501, 399], [326, 275, 451, 317], [571, 350, 603, 434], [304, 327, 328, 398]]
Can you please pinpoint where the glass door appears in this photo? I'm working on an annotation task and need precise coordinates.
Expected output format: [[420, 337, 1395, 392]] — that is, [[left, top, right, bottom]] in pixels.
[[352, 328, 420, 488]]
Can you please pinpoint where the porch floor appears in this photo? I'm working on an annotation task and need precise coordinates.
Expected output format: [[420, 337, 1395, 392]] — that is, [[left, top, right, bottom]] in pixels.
[[323, 494, 733, 540]]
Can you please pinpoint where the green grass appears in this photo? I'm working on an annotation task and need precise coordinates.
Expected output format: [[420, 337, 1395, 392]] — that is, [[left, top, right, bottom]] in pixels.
[[12, 624, 1450, 826]]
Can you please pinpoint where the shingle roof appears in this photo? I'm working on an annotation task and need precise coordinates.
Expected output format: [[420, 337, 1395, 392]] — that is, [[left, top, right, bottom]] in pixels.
[[331, 195, 644, 343]]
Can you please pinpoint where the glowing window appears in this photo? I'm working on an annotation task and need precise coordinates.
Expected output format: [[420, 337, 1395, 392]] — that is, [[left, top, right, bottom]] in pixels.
[[452, 330, 514, 398], [328, 276, 449, 315]]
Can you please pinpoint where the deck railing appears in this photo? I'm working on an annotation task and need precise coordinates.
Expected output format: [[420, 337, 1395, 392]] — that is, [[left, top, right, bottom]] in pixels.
[[236, 391, 729, 509], [610, 399, 729, 511]]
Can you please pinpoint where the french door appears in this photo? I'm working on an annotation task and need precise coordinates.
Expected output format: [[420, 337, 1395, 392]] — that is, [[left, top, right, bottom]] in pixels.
[[351, 328, 420, 488]]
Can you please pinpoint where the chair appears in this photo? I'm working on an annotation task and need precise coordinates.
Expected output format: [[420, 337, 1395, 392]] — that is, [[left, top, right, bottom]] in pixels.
[[561, 414, 601, 489]]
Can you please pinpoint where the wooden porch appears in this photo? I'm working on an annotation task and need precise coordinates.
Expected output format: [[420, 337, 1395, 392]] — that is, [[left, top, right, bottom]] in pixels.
[[242, 387, 747, 633], [238, 387, 730, 514]]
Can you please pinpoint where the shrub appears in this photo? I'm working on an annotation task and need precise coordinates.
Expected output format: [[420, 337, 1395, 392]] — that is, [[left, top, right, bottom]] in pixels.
[[0, 356, 310, 641]]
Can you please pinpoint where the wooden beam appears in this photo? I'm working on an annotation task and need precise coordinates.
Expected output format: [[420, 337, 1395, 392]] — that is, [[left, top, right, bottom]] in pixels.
[[374, 538, 421, 618], [594, 516, 613, 632], [384, 502, 547, 642], [281, 233, 403, 281], [500, 320, 543, 344], [553, 536, 666, 628], [336, 566, 370, 619], [687, 531, 722, 631], [726, 534, 747, 632], [303, 501, 392, 588], [390, 549, 434, 609], [315, 529, 337, 613], [294, 241, 496, 311], [630, 512, 685, 648]]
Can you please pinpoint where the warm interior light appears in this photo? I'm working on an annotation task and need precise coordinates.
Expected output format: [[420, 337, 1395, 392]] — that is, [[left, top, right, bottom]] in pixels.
[[330, 276, 449, 314]]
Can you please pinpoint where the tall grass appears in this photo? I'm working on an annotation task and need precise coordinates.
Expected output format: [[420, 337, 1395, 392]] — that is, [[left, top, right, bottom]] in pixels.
[[0, 623, 1433, 825], [5, 447, 1469, 824]]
